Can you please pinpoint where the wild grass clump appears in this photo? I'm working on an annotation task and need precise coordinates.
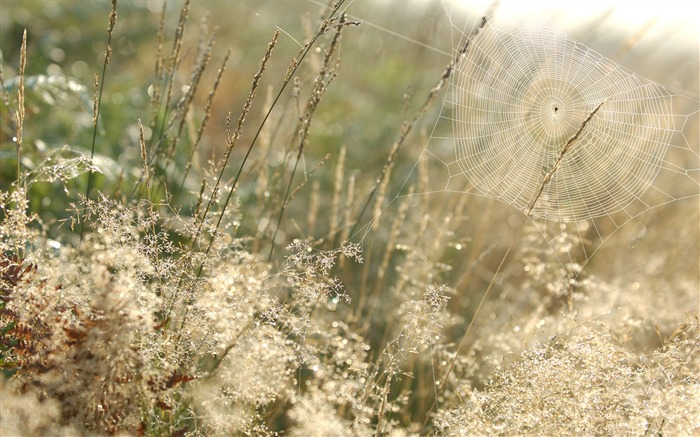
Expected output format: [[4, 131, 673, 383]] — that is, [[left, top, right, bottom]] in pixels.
[[1, 1, 698, 435], [435, 316, 700, 436]]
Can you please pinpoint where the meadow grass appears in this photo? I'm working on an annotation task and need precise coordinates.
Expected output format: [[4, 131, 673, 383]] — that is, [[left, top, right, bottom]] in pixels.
[[1, 1, 698, 435]]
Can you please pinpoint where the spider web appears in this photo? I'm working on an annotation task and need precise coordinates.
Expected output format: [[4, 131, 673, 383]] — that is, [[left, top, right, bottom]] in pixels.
[[399, 17, 700, 270]]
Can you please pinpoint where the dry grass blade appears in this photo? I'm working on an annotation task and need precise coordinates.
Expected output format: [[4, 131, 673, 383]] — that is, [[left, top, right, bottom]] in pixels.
[[328, 145, 346, 245], [178, 49, 232, 196]]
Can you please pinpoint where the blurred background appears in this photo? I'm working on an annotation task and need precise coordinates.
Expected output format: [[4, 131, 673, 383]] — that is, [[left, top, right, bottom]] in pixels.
[[2, 0, 697, 208], [2, 1, 698, 418], [1, 0, 698, 335]]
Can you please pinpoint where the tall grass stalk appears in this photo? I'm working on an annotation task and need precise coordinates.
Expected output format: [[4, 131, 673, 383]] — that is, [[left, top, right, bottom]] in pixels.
[[268, 13, 348, 260], [81, 0, 117, 241], [14, 30, 26, 189], [177, 50, 232, 196]]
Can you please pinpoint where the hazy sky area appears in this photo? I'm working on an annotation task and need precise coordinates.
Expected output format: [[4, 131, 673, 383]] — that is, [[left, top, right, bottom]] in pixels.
[[454, 0, 699, 94], [295, 0, 699, 96], [459, 0, 699, 35]]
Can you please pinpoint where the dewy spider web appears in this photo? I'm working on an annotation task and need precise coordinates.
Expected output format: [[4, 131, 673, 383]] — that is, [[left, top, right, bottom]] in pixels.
[[400, 18, 700, 270]]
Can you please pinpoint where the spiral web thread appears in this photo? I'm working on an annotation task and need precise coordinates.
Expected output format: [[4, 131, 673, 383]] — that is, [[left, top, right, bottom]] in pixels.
[[402, 19, 700, 268]]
